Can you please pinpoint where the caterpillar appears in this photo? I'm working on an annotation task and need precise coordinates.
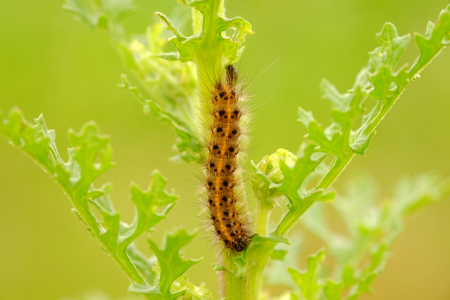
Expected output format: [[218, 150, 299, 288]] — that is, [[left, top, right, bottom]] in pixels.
[[204, 64, 252, 253]]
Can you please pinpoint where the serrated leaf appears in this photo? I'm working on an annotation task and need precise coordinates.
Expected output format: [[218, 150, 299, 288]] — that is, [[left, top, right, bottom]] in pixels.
[[132, 229, 201, 300], [320, 79, 353, 112], [409, 6, 450, 77], [252, 145, 324, 207], [369, 22, 410, 70], [120, 170, 178, 247], [368, 65, 409, 101], [300, 85, 369, 157], [298, 110, 342, 155], [275, 144, 324, 205]]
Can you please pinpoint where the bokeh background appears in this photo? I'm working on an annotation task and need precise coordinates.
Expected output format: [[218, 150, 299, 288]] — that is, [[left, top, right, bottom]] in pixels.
[[1, 0, 450, 299]]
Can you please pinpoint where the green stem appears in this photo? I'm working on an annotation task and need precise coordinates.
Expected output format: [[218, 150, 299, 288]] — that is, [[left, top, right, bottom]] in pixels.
[[193, 0, 224, 136], [225, 272, 245, 300], [244, 242, 274, 300], [255, 195, 272, 235], [317, 155, 353, 190], [244, 193, 275, 299]]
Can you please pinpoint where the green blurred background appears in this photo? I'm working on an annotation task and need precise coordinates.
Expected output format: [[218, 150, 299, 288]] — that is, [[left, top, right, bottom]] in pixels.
[[1, 0, 450, 299]]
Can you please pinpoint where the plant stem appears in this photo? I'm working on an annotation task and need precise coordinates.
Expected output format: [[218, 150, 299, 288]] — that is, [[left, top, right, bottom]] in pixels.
[[255, 194, 272, 236], [244, 242, 274, 300], [225, 271, 245, 300]]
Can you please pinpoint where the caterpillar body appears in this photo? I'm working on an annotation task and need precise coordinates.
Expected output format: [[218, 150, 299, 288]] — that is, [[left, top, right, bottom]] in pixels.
[[204, 64, 252, 253]]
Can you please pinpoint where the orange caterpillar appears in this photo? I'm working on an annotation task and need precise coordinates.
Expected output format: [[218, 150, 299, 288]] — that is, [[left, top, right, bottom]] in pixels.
[[205, 65, 252, 252]]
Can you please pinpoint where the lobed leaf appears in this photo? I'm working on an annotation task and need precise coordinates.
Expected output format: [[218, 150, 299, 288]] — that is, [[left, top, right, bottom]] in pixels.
[[253, 144, 324, 209], [130, 229, 202, 300], [0, 109, 201, 298], [157, 0, 253, 65], [409, 5, 450, 77]]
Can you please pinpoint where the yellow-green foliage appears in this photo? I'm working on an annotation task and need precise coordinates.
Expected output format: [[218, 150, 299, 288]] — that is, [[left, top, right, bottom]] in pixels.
[[2, 1, 450, 300]]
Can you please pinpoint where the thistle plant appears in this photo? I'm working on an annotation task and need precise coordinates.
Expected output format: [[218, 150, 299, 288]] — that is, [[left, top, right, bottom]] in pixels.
[[1, 1, 450, 300]]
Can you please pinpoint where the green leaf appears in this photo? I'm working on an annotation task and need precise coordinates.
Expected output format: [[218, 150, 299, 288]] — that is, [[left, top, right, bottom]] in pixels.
[[0, 108, 189, 292], [299, 21, 412, 160], [252, 233, 290, 245], [300, 83, 369, 157], [251, 143, 325, 239], [369, 22, 410, 71], [409, 6, 450, 77], [368, 65, 409, 101], [131, 229, 202, 300], [158, 0, 253, 65], [273, 144, 324, 206], [320, 79, 353, 112], [251, 149, 298, 205], [121, 171, 178, 246], [288, 249, 325, 300]]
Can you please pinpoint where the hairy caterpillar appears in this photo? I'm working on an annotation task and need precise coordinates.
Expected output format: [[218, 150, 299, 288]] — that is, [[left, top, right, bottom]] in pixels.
[[204, 64, 252, 253]]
